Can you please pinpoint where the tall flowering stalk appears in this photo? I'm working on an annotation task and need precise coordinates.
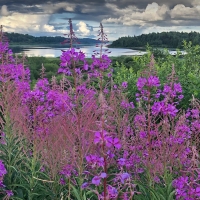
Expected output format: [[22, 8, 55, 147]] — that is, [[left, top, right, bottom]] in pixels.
[[56, 19, 99, 198], [82, 23, 136, 200], [61, 19, 79, 48], [172, 97, 200, 200], [0, 26, 31, 199]]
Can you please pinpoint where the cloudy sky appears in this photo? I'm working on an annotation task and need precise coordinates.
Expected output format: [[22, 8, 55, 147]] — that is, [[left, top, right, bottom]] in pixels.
[[0, 0, 200, 40]]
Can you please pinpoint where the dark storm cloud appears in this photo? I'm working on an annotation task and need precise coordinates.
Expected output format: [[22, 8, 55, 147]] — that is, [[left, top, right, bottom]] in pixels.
[[6, 4, 43, 13], [0, 0, 198, 13], [0, 0, 196, 7], [1, 0, 199, 24], [0, 0, 105, 10], [113, 0, 194, 9]]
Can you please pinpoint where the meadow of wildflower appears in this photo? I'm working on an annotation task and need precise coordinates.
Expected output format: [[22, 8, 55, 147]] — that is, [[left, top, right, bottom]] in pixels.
[[0, 20, 199, 200]]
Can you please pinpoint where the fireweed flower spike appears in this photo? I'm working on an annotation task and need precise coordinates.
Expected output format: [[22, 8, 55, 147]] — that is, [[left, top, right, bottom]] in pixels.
[[83, 22, 137, 200], [90, 23, 112, 79], [58, 20, 89, 78], [61, 18, 79, 48]]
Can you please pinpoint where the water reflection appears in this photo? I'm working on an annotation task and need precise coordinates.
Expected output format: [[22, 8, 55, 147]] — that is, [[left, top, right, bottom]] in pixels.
[[14, 45, 186, 58], [16, 45, 146, 58]]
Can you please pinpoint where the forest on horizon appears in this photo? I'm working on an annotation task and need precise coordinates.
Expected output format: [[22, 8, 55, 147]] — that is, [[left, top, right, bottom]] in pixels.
[[4, 31, 200, 49], [109, 31, 200, 49], [4, 32, 98, 45]]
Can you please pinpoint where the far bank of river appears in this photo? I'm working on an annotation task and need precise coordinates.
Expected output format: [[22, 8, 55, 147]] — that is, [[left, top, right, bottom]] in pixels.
[[10, 44, 185, 58]]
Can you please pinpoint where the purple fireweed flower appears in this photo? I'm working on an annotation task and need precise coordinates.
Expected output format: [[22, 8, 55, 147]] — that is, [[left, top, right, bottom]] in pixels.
[[103, 88, 109, 94], [75, 68, 81, 74], [6, 190, 14, 197], [40, 167, 45, 172], [81, 182, 89, 189], [122, 81, 128, 88], [107, 73, 112, 78], [35, 78, 49, 92], [147, 76, 160, 87], [121, 100, 130, 109], [100, 172, 107, 178], [91, 54, 111, 71], [121, 101, 135, 110], [165, 103, 178, 117], [83, 62, 89, 70], [151, 101, 165, 115], [174, 83, 182, 93], [154, 176, 160, 183], [129, 102, 135, 109], [0, 180, 5, 188], [120, 172, 130, 184], [86, 155, 104, 168], [118, 158, 126, 166], [112, 138, 121, 149], [92, 176, 101, 186], [139, 131, 147, 139], [107, 150, 115, 159], [15, 80, 30, 96], [191, 109, 199, 118], [173, 175, 200, 199], [163, 85, 171, 93], [0, 63, 30, 82], [106, 137, 121, 149], [59, 48, 87, 75], [152, 101, 178, 117], [94, 131, 112, 147], [0, 161, 7, 177], [155, 93, 161, 98], [136, 168, 144, 173], [196, 187, 200, 196], [113, 85, 117, 89], [0, 132, 6, 145], [107, 185, 118, 198], [162, 82, 183, 101], [60, 178, 66, 185], [137, 77, 147, 90], [60, 165, 76, 178]]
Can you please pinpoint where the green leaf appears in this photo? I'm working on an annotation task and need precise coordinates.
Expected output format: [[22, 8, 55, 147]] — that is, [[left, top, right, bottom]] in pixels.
[[70, 185, 82, 200], [168, 190, 176, 200]]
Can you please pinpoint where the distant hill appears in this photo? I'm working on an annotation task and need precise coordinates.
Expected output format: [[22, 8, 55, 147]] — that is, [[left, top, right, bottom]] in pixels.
[[4, 32, 98, 45], [109, 31, 200, 49]]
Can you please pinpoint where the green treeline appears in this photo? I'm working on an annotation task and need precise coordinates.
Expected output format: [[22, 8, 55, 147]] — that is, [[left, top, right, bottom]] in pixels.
[[5, 32, 98, 45], [109, 31, 200, 49]]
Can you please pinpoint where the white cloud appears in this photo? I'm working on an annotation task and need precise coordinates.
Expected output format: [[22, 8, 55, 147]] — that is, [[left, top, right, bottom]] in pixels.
[[143, 3, 169, 21], [105, 3, 139, 15], [103, 2, 200, 27], [170, 4, 200, 19], [76, 21, 90, 36], [80, 5, 100, 14], [0, 12, 68, 35], [103, 3, 170, 26], [42, 2, 75, 14], [192, 0, 200, 6], [0, 5, 9, 16]]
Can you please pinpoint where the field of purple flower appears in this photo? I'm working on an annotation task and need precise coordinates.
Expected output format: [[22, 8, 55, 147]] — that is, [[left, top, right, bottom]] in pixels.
[[0, 20, 200, 200]]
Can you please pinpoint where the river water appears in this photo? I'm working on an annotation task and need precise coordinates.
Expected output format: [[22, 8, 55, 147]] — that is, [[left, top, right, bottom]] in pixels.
[[13, 45, 185, 58], [14, 45, 146, 58]]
